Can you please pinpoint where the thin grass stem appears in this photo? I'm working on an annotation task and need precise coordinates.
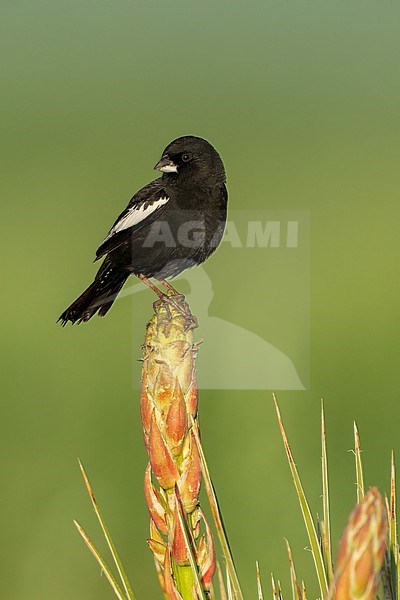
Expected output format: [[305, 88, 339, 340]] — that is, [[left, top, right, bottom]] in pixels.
[[256, 561, 264, 600], [217, 562, 227, 600], [353, 421, 365, 502], [389, 452, 398, 598], [285, 540, 300, 600], [191, 417, 244, 600], [73, 520, 128, 600], [320, 401, 333, 583], [271, 573, 278, 600], [273, 395, 328, 598], [78, 459, 136, 600], [226, 564, 234, 600]]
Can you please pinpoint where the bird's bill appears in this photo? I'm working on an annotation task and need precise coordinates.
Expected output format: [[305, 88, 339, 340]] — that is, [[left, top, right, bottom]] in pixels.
[[154, 157, 178, 173]]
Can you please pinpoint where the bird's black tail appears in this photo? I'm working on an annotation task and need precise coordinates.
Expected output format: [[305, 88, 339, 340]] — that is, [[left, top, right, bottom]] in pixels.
[[58, 260, 129, 325]]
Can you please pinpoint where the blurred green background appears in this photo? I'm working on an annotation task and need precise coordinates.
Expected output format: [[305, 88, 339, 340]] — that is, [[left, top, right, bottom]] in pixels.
[[2, 1, 400, 598]]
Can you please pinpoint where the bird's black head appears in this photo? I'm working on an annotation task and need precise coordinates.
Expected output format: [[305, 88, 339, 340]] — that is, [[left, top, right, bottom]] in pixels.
[[154, 136, 226, 186]]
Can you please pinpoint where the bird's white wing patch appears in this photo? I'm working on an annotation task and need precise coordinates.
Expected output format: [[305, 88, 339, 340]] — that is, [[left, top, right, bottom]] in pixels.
[[105, 196, 169, 241]]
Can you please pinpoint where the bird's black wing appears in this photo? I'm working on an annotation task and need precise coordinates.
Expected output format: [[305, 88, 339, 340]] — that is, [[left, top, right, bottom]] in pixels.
[[95, 179, 170, 260]]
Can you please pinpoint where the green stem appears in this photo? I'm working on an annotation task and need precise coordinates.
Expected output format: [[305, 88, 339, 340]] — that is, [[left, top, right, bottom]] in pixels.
[[172, 562, 196, 599]]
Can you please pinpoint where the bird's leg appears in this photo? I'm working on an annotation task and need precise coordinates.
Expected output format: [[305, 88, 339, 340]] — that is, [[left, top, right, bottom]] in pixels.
[[137, 274, 165, 299]]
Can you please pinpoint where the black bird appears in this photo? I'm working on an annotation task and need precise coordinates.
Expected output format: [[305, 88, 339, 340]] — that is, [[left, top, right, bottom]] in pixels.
[[58, 136, 228, 324]]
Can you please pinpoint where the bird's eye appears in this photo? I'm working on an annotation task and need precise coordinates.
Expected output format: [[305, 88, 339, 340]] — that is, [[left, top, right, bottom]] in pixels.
[[181, 153, 191, 162]]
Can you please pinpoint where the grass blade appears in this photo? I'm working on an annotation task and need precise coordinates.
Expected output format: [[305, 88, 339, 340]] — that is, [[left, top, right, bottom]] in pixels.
[[285, 540, 300, 600], [389, 452, 398, 598], [271, 573, 278, 600], [217, 562, 228, 600], [321, 401, 333, 583], [273, 396, 328, 598], [271, 573, 282, 600], [398, 548, 400, 600], [271, 574, 285, 600], [301, 581, 306, 600], [78, 459, 136, 600], [383, 496, 396, 600], [74, 520, 127, 600], [256, 561, 264, 600], [226, 563, 234, 600], [191, 417, 244, 600], [353, 422, 364, 502], [389, 452, 397, 559]]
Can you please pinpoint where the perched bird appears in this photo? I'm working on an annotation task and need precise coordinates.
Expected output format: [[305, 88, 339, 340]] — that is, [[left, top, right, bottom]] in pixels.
[[58, 135, 228, 324]]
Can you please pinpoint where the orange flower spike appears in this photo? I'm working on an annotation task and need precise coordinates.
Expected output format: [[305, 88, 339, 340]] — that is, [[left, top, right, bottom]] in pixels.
[[149, 410, 179, 490], [144, 463, 168, 535], [165, 380, 188, 457], [178, 430, 202, 513], [141, 295, 213, 596], [333, 487, 388, 600]]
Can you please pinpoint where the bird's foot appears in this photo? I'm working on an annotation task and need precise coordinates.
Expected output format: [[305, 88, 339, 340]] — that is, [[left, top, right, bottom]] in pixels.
[[138, 275, 195, 327], [158, 279, 188, 316]]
